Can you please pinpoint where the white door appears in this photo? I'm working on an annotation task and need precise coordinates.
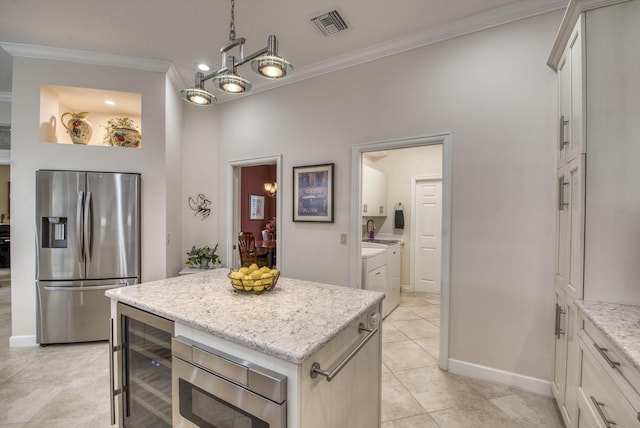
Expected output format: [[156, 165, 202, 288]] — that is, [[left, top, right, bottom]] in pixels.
[[413, 179, 442, 294]]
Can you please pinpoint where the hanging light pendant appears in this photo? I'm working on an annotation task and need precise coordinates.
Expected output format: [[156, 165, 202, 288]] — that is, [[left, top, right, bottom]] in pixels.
[[180, 0, 293, 106], [251, 35, 293, 79], [180, 72, 217, 105], [212, 56, 252, 93]]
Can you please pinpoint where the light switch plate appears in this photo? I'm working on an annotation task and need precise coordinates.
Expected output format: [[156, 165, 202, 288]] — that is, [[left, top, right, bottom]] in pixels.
[[340, 233, 347, 245]]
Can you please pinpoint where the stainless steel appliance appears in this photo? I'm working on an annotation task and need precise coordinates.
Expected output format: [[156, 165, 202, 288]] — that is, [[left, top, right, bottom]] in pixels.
[[112, 302, 174, 427], [172, 336, 287, 428], [36, 170, 141, 344]]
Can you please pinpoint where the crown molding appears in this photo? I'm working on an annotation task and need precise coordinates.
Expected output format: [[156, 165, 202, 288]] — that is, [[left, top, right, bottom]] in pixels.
[[0, 92, 11, 102], [0, 42, 172, 74], [230, 0, 568, 102]]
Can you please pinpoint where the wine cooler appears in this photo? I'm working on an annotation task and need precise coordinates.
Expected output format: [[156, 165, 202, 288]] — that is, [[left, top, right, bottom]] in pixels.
[[111, 302, 174, 427]]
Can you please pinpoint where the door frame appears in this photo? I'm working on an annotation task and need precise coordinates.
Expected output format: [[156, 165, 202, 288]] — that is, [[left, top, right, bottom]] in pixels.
[[227, 155, 282, 270], [350, 133, 451, 370], [410, 175, 443, 292]]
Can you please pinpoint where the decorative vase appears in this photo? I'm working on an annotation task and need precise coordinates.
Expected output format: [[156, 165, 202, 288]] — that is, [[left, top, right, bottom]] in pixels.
[[61, 112, 92, 145], [199, 260, 209, 269], [109, 127, 141, 148]]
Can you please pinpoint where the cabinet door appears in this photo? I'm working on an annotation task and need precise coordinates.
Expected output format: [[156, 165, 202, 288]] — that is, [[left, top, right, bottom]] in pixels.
[[554, 156, 584, 300], [362, 165, 387, 216], [552, 289, 568, 404], [557, 16, 585, 165]]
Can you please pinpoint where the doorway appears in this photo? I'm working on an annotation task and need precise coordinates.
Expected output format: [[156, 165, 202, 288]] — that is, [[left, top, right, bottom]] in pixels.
[[412, 177, 442, 294], [351, 134, 451, 370], [227, 156, 282, 270]]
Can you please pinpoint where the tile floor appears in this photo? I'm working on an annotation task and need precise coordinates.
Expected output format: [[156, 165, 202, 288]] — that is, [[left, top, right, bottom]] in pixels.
[[0, 283, 564, 427]]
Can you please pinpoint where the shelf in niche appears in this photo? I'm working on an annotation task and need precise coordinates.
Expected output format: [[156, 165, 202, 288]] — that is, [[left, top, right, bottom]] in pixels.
[[39, 84, 142, 148]]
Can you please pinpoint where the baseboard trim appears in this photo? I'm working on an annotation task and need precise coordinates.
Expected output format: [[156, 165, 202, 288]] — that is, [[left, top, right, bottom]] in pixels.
[[448, 358, 552, 397], [10, 335, 38, 347]]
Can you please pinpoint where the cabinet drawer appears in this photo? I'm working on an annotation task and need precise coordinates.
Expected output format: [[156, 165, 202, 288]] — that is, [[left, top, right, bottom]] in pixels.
[[578, 345, 638, 427], [580, 315, 640, 403]]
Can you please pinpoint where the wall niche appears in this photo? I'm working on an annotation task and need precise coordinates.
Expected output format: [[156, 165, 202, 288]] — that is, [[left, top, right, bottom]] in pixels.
[[40, 85, 142, 148]]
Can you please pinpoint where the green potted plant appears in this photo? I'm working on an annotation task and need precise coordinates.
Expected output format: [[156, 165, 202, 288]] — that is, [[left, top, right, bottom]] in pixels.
[[186, 244, 220, 269]]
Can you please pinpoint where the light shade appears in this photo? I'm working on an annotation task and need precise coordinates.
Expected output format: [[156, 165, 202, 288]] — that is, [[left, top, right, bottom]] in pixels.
[[180, 87, 216, 105], [264, 182, 277, 197], [251, 55, 293, 79], [212, 73, 252, 93]]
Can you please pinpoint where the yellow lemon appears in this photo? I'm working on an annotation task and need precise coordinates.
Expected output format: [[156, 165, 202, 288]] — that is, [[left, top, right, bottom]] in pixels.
[[248, 263, 259, 273], [270, 269, 279, 277], [253, 285, 265, 292], [239, 267, 250, 275], [260, 266, 271, 273], [261, 273, 273, 285], [243, 285, 254, 291], [253, 280, 262, 286], [251, 271, 262, 280], [230, 271, 243, 280]]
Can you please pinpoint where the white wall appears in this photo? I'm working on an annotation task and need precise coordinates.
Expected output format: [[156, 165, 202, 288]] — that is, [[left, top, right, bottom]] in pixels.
[[180, 103, 221, 264], [165, 77, 184, 277], [195, 11, 559, 381], [10, 57, 169, 344]]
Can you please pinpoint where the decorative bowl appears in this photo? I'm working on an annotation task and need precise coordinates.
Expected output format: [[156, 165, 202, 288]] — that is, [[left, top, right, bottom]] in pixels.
[[228, 268, 280, 294]]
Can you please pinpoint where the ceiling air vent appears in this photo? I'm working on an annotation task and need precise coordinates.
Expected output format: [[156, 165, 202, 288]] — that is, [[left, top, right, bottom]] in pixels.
[[311, 10, 348, 36]]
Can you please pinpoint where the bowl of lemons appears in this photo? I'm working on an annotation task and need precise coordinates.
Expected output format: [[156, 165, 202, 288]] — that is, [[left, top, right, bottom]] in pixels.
[[228, 264, 280, 293]]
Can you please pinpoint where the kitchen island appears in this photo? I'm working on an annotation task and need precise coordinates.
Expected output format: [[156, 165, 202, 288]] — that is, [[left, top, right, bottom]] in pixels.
[[106, 268, 384, 427]]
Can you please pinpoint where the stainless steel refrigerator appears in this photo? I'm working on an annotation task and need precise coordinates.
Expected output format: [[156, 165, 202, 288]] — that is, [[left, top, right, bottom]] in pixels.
[[36, 170, 141, 344]]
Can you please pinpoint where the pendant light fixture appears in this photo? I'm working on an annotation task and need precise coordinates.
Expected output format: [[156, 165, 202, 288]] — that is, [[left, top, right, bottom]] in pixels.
[[180, 0, 293, 106]]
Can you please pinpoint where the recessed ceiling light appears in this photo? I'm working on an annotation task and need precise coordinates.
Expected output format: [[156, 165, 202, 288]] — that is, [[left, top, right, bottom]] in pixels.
[[197, 63, 211, 72], [105, 100, 116, 106]]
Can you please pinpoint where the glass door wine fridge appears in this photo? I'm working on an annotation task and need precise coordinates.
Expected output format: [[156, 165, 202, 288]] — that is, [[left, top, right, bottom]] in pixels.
[[111, 302, 174, 427]]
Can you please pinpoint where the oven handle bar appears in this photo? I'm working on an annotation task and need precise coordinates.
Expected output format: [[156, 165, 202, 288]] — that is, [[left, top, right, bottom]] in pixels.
[[310, 323, 378, 382]]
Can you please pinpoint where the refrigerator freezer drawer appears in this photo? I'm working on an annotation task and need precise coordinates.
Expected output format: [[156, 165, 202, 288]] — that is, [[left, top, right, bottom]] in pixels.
[[36, 279, 136, 344]]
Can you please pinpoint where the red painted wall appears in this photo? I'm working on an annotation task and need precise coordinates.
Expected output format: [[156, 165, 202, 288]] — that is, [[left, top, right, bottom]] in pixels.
[[240, 164, 277, 239]]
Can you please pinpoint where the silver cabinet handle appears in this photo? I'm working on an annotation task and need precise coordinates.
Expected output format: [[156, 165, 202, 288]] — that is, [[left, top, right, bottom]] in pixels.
[[590, 396, 616, 427], [554, 304, 565, 339], [109, 319, 122, 425], [311, 323, 378, 382], [558, 177, 569, 211], [363, 204, 368, 213], [593, 343, 621, 369], [559, 115, 569, 150], [379, 205, 383, 214]]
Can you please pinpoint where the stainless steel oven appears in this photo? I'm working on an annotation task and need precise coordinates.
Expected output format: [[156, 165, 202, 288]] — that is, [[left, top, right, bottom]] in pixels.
[[172, 336, 287, 428]]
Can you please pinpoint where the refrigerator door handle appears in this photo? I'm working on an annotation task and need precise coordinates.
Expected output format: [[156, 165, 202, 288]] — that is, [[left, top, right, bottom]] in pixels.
[[84, 191, 93, 262], [76, 191, 85, 263], [42, 283, 128, 291]]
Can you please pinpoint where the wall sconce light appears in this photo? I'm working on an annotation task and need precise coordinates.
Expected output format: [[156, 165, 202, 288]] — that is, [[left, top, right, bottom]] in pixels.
[[264, 182, 277, 198]]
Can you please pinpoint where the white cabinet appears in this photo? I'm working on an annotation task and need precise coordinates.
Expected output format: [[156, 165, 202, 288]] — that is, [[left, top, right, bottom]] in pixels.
[[362, 165, 387, 216], [362, 245, 402, 319], [556, 16, 584, 165], [577, 314, 640, 428], [550, 2, 640, 424]]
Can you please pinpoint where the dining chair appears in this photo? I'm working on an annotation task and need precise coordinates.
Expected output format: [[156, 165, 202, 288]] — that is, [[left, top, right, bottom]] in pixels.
[[238, 232, 269, 267]]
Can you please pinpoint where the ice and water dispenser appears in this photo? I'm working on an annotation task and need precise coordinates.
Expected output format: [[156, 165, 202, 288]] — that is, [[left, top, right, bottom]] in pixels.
[[41, 216, 67, 248]]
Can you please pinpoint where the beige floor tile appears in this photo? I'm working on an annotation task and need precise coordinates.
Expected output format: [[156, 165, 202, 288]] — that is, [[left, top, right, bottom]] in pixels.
[[381, 372, 426, 422], [382, 322, 410, 344], [413, 337, 439, 360], [406, 304, 440, 320], [0, 379, 65, 424], [381, 413, 440, 428], [385, 306, 423, 322], [461, 375, 519, 400], [382, 340, 438, 371], [491, 391, 564, 427], [399, 293, 434, 307], [429, 399, 521, 428], [389, 318, 439, 340], [393, 366, 483, 413]]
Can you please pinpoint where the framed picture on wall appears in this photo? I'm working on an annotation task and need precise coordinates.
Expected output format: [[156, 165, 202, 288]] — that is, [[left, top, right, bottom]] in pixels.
[[249, 194, 265, 220], [293, 163, 334, 223]]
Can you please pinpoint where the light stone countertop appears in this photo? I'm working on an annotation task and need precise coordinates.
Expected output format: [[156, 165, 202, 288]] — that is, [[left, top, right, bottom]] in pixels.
[[106, 269, 384, 364], [576, 300, 640, 371]]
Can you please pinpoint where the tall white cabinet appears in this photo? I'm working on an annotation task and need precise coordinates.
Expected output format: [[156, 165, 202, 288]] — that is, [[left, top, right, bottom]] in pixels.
[[548, 1, 640, 426]]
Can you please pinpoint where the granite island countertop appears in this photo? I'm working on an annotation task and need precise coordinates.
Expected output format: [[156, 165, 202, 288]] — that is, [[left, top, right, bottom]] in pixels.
[[106, 269, 384, 364], [576, 300, 640, 371]]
